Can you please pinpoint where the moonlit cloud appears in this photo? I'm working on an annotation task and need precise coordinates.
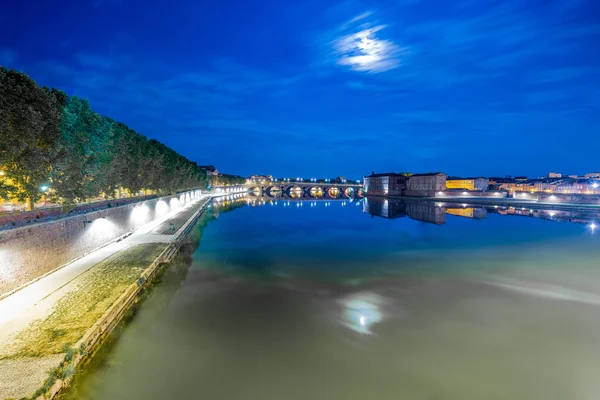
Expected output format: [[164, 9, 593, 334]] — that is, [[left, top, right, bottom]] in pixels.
[[332, 14, 405, 73]]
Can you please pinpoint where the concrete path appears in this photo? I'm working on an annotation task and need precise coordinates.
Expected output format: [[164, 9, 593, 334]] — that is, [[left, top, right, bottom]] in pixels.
[[0, 195, 211, 343]]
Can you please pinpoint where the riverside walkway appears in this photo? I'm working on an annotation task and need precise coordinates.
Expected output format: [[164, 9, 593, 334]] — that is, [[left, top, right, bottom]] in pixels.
[[0, 194, 214, 399]]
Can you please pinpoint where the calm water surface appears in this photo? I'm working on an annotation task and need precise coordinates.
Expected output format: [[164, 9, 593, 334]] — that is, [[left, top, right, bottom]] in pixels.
[[66, 197, 600, 400]]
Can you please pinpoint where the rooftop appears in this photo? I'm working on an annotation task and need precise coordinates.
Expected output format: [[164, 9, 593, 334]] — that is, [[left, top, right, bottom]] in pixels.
[[410, 172, 446, 177], [366, 172, 409, 178]]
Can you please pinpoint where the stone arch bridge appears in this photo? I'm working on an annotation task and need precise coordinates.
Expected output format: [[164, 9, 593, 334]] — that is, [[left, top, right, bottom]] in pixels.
[[247, 183, 364, 199]]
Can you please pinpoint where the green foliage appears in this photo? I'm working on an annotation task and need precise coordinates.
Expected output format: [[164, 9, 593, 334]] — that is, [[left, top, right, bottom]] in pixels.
[[210, 173, 245, 186], [0, 67, 209, 207], [0, 67, 63, 206]]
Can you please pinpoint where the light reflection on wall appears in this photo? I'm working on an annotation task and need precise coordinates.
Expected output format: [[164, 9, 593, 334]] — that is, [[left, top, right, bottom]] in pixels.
[[130, 204, 151, 227], [82, 217, 117, 244], [339, 292, 384, 334], [156, 200, 170, 217], [0, 248, 15, 282], [170, 198, 180, 210]]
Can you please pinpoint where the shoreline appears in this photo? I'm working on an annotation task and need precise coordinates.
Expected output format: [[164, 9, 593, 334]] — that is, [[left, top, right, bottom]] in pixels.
[[0, 196, 215, 400]]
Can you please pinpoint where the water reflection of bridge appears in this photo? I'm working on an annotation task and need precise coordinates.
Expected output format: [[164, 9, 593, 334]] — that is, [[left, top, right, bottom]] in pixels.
[[364, 197, 600, 228], [247, 183, 364, 199]]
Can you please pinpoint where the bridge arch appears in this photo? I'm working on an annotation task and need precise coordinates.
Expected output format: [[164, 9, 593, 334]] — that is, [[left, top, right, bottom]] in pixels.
[[288, 186, 304, 199], [265, 186, 281, 197], [308, 186, 324, 198], [327, 187, 341, 198]]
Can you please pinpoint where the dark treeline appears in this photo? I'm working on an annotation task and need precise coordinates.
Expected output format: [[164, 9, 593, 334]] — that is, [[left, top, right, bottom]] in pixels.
[[0, 67, 237, 209], [210, 173, 246, 186]]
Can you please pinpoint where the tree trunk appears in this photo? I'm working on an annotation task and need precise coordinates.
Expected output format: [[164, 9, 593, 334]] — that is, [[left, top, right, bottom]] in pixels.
[[27, 197, 34, 211]]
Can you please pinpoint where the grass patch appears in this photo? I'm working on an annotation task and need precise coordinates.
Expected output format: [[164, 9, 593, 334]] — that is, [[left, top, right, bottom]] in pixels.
[[7, 243, 166, 358]]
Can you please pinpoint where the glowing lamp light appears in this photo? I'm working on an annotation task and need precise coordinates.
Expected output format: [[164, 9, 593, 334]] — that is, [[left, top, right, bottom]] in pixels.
[[593, 183, 599, 189], [131, 204, 150, 226], [156, 200, 169, 216]]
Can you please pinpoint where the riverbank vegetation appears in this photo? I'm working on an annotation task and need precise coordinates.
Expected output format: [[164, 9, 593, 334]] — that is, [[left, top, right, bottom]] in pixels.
[[1, 67, 245, 209], [4, 243, 165, 359]]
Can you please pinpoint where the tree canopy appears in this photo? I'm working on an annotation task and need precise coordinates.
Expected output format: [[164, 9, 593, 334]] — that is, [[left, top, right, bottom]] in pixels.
[[0, 67, 211, 208]]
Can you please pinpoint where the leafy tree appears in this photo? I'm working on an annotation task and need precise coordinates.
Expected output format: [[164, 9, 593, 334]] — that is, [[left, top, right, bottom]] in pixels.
[[0, 67, 212, 209], [0, 67, 63, 209]]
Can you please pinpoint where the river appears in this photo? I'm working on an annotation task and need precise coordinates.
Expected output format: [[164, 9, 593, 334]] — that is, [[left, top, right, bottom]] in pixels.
[[63, 196, 600, 400]]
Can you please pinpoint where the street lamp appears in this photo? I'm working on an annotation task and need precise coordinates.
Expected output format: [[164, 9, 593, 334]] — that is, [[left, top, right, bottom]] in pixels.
[[40, 185, 49, 207], [0, 170, 5, 176]]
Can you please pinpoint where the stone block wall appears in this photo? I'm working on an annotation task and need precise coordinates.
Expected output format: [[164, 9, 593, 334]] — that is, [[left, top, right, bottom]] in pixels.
[[0, 190, 202, 297], [538, 194, 600, 204]]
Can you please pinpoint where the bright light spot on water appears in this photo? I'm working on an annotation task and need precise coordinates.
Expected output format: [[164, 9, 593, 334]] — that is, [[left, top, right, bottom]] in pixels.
[[340, 292, 384, 334]]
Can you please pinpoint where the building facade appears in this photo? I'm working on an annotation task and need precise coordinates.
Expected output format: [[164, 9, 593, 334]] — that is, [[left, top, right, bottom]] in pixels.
[[548, 172, 562, 178], [364, 173, 408, 196], [250, 175, 273, 183], [406, 173, 447, 196], [199, 165, 219, 176], [445, 177, 489, 191]]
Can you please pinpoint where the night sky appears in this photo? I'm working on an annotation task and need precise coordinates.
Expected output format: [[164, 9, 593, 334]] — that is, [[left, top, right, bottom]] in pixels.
[[1, 0, 599, 179]]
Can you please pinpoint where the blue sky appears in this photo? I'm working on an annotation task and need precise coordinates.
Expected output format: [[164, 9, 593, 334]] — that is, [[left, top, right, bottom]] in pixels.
[[1, 0, 599, 179]]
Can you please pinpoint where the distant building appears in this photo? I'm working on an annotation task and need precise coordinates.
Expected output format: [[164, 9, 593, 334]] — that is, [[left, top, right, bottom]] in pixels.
[[548, 172, 562, 178], [585, 173, 600, 178], [364, 173, 408, 196], [250, 174, 273, 182], [406, 173, 446, 196], [514, 176, 528, 182], [198, 165, 219, 176], [446, 177, 489, 191], [534, 178, 600, 194]]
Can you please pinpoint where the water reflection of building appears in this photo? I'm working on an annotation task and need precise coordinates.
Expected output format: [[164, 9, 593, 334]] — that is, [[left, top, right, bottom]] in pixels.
[[489, 206, 600, 225], [445, 207, 488, 219], [362, 197, 406, 219], [363, 197, 445, 225]]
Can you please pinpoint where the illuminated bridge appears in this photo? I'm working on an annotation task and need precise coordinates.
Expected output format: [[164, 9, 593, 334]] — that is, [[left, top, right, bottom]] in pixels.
[[246, 182, 364, 199]]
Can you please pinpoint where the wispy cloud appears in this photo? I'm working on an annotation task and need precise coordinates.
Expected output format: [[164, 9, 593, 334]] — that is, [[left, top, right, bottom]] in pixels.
[[332, 12, 406, 73]]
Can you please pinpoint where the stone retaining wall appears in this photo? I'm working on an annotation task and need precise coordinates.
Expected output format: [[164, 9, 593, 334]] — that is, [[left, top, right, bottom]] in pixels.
[[0, 195, 157, 229], [538, 193, 600, 204], [0, 190, 202, 297], [435, 190, 507, 198]]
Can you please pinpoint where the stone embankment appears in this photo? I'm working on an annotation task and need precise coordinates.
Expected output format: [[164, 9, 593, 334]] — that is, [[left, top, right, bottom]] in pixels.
[[0, 195, 213, 400], [0, 190, 202, 298]]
